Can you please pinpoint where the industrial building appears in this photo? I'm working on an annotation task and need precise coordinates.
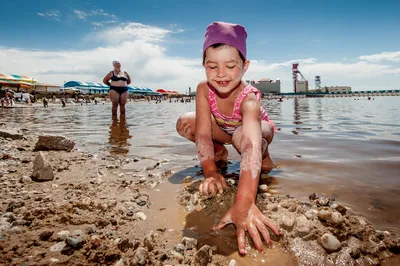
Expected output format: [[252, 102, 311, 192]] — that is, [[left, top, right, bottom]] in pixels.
[[296, 81, 309, 93], [247, 78, 281, 94], [323, 86, 352, 93]]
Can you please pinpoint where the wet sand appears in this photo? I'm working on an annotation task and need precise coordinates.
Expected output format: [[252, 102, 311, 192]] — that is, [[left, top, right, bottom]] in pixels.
[[1, 96, 399, 265]]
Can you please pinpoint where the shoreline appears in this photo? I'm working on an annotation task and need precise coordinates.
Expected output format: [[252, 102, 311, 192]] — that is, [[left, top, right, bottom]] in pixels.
[[0, 125, 399, 265]]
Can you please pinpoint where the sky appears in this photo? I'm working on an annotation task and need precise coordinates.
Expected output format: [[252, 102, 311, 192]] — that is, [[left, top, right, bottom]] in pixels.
[[0, 0, 399, 92]]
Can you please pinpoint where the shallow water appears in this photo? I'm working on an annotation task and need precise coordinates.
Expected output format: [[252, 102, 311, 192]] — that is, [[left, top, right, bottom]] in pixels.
[[1, 96, 400, 236]]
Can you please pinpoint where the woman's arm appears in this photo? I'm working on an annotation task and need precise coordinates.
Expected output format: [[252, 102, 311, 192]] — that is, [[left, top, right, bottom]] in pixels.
[[103, 72, 112, 86], [125, 72, 131, 85]]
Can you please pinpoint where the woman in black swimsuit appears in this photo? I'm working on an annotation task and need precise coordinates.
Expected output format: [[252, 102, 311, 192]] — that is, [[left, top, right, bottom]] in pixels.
[[103, 60, 131, 115]]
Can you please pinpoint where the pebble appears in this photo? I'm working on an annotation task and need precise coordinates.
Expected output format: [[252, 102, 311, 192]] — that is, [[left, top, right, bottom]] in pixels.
[[320, 233, 341, 252], [66, 236, 84, 249], [135, 212, 147, 221], [174, 243, 185, 255], [282, 215, 295, 229], [19, 176, 32, 183], [315, 195, 330, 206], [295, 215, 312, 236], [39, 231, 54, 241], [91, 235, 102, 247], [192, 245, 212, 266], [181, 176, 193, 183], [317, 208, 332, 221], [56, 231, 70, 241], [181, 237, 198, 249], [228, 259, 238, 266], [50, 241, 67, 252], [258, 184, 268, 193], [260, 193, 272, 199], [170, 250, 184, 263], [132, 247, 148, 265], [227, 178, 235, 185], [330, 212, 343, 225], [304, 209, 318, 220]]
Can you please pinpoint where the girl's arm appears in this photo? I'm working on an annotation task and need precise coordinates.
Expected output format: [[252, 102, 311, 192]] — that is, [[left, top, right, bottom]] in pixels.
[[103, 72, 112, 86], [235, 95, 262, 204], [125, 72, 131, 85], [195, 82, 218, 176]]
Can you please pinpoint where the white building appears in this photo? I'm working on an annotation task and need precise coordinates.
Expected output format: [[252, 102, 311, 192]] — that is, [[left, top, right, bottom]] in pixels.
[[247, 78, 281, 94], [324, 86, 351, 93], [296, 81, 309, 93]]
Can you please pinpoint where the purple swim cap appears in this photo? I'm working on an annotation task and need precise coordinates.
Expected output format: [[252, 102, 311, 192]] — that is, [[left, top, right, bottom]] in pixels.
[[203, 21, 247, 60]]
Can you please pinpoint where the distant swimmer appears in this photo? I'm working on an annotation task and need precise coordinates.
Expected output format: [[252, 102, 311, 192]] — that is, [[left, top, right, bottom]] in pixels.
[[103, 60, 131, 116], [43, 98, 48, 108], [61, 98, 66, 108], [279, 97, 283, 102]]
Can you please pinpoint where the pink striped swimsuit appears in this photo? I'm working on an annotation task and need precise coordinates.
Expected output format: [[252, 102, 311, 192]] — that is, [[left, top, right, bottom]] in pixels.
[[208, 83, 276, 135]]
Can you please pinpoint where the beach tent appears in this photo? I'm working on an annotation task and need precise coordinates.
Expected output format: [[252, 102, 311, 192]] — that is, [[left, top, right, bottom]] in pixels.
[[64, 81, 109, 94]]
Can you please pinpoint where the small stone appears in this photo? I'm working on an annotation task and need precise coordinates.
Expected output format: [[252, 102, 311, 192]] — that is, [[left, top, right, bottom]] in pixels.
[[126, 210, 134, 217], [181, 176, 193, 183], [281, 216, 295, 229], [225, 178, 235, 186], [171, 250, 184, 263], [66, 236, 84, 249], [91, 235, 102, 247], [228, 259, 238, 266], [320, 233, 341, 252], [117, 239, 133, 252], [181, 237, 198, 250], [135, 212, 147, 221], [32, 152, 54, 181], [174, 243, 185, 255], [19, 176, 32, 183], [309, 193, 318, 200], [315, 195, 330, 206], [131, 247, 148, 265], [50, 241, 67, 252], [304, 209, 318, 219], [192, 245, 212, 266], [0, 129, 23, 140], [49, 258, 59, 263], [39, 231, 54, 241], [334, 204, 347, 215], [258, 184, 268, 193], [260, 193, 272, 199], [295, 215, 312, 236], [330, 212, 343, 225], [317, 208, 332, 221], [55, 231, 70, 241]]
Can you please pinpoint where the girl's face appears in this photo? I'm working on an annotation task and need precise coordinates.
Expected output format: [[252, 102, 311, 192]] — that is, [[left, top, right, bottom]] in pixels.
[[203, 45, 249, 94]]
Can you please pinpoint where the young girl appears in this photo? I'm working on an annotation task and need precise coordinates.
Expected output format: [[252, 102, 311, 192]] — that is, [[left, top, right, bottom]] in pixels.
[[176, 22, 280, 255]]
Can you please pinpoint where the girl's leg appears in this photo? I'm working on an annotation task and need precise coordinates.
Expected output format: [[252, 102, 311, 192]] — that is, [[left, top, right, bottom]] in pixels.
[[231, 120, 275, 173], [176, 111, 232, 162], [109, 90, 120, 116]]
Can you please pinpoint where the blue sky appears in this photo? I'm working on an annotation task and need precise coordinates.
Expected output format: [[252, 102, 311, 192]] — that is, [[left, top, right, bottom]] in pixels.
[[1, 0, 399, 92]]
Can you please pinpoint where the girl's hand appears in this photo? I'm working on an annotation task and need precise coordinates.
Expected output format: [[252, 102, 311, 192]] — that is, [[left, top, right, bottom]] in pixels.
[[213, 201, 280, 255], [199, 172, 228, 196]]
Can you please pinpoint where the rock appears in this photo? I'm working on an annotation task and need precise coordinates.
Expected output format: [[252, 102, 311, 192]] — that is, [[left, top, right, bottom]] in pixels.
[[334, 204, 347, 215], [6, 200, 25, 212], [282, 216, 295, 229], [55, 231, 70, 241], [181, 176, 193, 183], [66, 236, 84, 249], [19, 176, 32, 183], [304, 209, 318, 220], [228, 259, 238, 266], [135, 212, 147, 221], [131, 247, 148, 266], [295, 215, 312, 236], [34, 135, 75, 152], [317, 208, 332, 221], [192, 245, 212, 266], [115, 258, 124, 266], [39, 231, 54, 241], [320, 233, 341, 252], [309, 193, 318, 200], [143, 232, 157, 251], [2, 212, 16, 223], [181, 237, 198, 250], [91, 235, 102, 248], [315, 195, 330, 206], [0, 232, 6, 241], [170, 250, 184, 263], [174, 243, 185, 255], [330, 212, 343, 225], [258, 184, 268, 193], [226, 178, 235, 185], [0, 129, 23, 140], [32, 152, 54, 181], [260, 192, 272, 199], [117, 239, 133, 252], [50, 241, 67, 252]]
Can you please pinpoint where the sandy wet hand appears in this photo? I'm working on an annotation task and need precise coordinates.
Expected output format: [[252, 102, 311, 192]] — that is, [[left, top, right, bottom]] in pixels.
[[199, 172, 228, 196], [213, 202, 280, 255]]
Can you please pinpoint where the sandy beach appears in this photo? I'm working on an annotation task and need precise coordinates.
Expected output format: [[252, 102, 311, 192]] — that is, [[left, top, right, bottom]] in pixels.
[[1, 97, 400, 265]]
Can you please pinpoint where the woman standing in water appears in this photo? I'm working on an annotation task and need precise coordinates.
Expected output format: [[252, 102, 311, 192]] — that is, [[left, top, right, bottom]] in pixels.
[[103, 60, 131, 116]]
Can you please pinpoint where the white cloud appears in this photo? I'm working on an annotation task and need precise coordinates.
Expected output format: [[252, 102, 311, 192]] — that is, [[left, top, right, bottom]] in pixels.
[[359, 51, 400, 62], [73, 10, 88, 20], [74, 9, 118, 22], [87, 22, 173, 43], [37, 10, 60, 21]]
